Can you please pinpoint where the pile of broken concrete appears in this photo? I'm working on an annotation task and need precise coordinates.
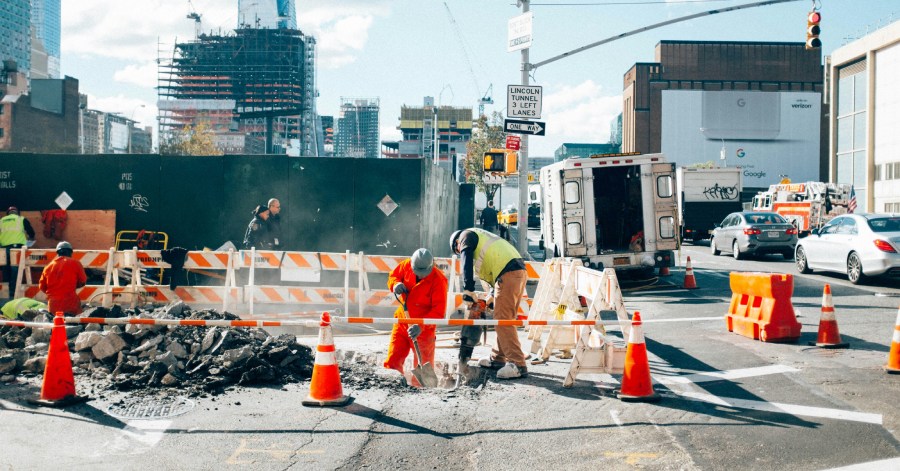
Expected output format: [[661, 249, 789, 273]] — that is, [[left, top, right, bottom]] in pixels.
[[0, 302, 314, 396]]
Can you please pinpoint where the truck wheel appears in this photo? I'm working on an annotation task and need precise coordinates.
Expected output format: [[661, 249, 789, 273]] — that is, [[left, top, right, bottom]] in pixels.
[[732, 241, 743, 260], [710, 237, 720, 256]]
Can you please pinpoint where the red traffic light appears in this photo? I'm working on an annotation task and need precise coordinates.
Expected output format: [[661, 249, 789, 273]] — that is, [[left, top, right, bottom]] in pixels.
[[806, 10, 821, 50], [808, 11, 821, 23]]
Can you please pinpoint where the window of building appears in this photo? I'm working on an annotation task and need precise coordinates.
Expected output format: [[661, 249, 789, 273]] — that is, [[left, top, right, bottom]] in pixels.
[[0, 128, 3, 138], [836, 65, 868, 212]]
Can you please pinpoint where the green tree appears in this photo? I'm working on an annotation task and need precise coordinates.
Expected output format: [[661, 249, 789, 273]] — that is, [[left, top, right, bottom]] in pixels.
[[465, 111, 506, 201], [159, 121, 222, 156]]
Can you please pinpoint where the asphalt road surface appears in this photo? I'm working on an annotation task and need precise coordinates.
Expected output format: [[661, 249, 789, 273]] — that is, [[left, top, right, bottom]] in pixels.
[[3, 240, 899, 470]]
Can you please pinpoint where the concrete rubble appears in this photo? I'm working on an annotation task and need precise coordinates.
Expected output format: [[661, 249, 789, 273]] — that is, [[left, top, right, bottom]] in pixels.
[[0, 303, 315, 396]]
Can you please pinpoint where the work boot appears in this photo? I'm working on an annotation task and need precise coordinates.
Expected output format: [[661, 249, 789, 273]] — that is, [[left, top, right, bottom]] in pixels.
[[496, 362, 527, 380], [477, 357, 505, 369]]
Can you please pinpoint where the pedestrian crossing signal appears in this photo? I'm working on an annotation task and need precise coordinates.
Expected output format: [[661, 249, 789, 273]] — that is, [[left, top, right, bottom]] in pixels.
[[806, 11, 821, 49], [483, 150, 506, 172]]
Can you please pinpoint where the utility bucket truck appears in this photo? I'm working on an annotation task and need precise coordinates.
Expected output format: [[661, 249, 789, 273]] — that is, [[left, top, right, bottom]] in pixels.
[[539, 153, 678, 278], [751, 181, 853, 236]]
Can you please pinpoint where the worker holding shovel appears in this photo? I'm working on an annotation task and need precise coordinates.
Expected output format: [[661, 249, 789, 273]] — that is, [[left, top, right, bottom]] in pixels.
[[384, 248, 447, 387]]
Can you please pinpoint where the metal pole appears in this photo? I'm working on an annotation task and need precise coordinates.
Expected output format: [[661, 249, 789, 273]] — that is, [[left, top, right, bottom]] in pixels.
[[516, 0, 530, 256]]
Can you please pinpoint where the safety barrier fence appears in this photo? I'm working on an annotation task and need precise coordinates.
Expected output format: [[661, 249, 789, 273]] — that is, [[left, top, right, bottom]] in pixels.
[[3, 247, 544, 318]]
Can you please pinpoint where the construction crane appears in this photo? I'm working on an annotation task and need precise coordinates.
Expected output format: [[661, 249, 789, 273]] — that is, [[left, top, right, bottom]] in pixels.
[[443, 2, 492, 118], [187, 0, 202, 38]]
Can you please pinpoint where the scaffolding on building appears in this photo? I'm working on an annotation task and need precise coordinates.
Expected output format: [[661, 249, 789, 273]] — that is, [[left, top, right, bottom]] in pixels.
[[157, 27, 317, 155], [335, 97, 380, 159]]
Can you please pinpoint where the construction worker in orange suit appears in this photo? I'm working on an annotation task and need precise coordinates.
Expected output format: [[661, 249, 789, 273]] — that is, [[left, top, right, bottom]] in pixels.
[[38, 241, 87, 315], [384, 248, 448, 376]]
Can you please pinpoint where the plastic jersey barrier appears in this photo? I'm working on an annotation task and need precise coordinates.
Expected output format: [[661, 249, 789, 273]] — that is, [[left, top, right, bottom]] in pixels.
[[725, 272, 801, 342]]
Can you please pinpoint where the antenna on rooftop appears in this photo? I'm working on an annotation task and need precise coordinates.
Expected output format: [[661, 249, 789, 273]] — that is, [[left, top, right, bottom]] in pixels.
[[187, 0, 202, 38]]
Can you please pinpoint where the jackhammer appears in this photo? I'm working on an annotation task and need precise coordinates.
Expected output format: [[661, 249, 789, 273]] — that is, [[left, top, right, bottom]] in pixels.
[[456, 299, 488, 388]]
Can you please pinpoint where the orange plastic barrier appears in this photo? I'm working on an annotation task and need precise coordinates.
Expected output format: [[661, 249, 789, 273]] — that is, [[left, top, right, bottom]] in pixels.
[[725, 272, 801, 342]]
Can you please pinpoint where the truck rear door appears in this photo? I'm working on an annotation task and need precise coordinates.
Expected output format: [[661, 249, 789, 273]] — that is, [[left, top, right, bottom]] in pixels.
[[560, 168, 593, 256], [650, 163, 678, 251]]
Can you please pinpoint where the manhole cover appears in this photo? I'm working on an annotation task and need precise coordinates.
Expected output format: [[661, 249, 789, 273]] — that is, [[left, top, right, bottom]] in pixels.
[[107, 396, 195, 420]]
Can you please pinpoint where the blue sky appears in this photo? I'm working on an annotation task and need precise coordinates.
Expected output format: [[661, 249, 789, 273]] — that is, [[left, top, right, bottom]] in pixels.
[[61, 0, 899, 156]]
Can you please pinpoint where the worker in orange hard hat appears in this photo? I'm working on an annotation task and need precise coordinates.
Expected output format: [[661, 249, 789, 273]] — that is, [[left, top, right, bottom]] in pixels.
[[384, 248, 448, 375]]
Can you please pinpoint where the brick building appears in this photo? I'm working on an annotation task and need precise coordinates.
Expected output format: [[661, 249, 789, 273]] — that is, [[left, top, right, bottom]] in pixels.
[[0, 75, 79, 153], [622, 41, 825, 191]]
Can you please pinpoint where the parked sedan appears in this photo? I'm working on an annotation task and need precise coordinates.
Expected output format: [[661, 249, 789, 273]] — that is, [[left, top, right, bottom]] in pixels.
[[711, 211, 798, 260], [795, 213, 900, 284]]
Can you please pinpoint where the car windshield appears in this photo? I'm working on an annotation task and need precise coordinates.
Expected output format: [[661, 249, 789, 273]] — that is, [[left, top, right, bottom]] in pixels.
[[867, 217, 900, 233]]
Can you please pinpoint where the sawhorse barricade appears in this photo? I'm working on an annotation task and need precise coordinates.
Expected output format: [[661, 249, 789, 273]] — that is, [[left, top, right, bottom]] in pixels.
[[9, 246, 543, 319]]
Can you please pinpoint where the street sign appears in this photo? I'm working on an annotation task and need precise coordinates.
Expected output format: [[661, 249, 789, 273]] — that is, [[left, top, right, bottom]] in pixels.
[[507, 85, 542, 119], [483, 174, 506, 185], [504, 118, 546, 136], [507, 12, 533, 52], [505, 135, 521, 150]]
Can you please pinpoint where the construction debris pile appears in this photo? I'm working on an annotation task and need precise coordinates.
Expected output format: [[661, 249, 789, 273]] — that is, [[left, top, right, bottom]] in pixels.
[[0, 303, 314, 396]]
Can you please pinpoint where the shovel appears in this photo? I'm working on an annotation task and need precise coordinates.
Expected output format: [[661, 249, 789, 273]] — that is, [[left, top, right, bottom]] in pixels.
[[394, 293, 439, 388]]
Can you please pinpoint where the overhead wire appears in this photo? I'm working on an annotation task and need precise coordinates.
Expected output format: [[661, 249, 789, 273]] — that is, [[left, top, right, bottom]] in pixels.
[[531, 0, 735, 5]]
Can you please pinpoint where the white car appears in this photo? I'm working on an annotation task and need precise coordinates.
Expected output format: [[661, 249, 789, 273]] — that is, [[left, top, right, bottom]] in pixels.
[[794, 213, 900, 284]]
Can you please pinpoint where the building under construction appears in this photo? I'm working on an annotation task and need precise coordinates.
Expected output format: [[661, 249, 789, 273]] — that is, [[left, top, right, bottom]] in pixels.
[[385, 97, 472, 176], [157, 27, 317, 155]]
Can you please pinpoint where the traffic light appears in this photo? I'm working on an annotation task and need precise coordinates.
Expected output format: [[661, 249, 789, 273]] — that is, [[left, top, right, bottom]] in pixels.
[[806, 11, 821, 49], [483, 150, 506, 172]]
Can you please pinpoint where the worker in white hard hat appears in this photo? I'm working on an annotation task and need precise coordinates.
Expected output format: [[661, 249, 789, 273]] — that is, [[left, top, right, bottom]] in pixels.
[[384, 248, 448, 376], [38, 241, 87, 315]]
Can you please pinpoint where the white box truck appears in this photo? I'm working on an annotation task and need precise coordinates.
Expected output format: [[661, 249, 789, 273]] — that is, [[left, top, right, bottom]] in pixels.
[[539, 153, 678, 278], [676, 167, 744, 243]]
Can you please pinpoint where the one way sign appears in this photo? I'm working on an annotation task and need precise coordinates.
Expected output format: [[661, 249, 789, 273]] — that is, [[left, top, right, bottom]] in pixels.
[[504, 118, 546, 136]]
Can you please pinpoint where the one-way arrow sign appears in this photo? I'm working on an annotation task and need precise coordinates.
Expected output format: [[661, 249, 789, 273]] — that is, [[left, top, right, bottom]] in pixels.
[[504, 118, 546, 136]]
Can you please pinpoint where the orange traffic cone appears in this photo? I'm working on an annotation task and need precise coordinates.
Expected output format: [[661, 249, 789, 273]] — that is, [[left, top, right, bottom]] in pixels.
[[885, 306, 900, 374], [302, 312, 351, 407], [29, 312, 86, 407], [809, 284, 848, 348], [616, 312, 660, 402], [659, 265, 671, 277], [683, 256, 698, 289]]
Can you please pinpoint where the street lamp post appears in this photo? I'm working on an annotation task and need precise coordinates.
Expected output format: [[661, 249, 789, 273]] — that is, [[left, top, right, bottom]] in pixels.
[[128, 104, 146, 154]]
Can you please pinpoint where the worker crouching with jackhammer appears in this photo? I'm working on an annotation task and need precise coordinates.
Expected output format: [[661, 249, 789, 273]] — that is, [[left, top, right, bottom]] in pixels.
[[384, 248, 448, 381], [451, 228, 528, 380]]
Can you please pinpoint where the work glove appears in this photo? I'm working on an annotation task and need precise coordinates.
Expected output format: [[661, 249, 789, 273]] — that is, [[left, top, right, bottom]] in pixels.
[[408, 324, 421, 340], [462, 290, 476, 308], [393, 282, 408, 296]]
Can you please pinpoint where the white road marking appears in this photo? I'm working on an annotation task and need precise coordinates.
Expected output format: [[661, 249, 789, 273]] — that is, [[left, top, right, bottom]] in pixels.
[[609, 409, 623, 427], [91, 419, 173, 457], [655, 365, 800, 385], [821, 456, 900, 470], [667, 390, 883, 425]]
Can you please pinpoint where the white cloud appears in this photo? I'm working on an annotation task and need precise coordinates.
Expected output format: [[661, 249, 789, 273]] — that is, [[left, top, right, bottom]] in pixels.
[[380, 124, 401, 142], [113, 62, 158, 88], [297, 3, 390, 70], [532, 80, 622, 155]]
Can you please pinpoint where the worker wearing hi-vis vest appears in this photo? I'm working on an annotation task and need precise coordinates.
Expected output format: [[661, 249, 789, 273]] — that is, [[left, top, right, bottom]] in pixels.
[[1, 206, 35, 299], [450, 228, 528, 380], [384, 248, 448, 376]]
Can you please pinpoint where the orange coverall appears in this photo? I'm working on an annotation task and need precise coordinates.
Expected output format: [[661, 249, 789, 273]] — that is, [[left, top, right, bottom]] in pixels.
[[384, 259, 448, 373], [39, 255, 87, 315]]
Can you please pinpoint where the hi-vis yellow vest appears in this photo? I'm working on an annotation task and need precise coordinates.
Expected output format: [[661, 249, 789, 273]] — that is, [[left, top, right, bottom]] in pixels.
[[0, 214, 26, 246], [469, 228, 521, 286]]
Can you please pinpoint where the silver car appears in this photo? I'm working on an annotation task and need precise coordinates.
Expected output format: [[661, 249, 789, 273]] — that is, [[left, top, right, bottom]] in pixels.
[[795, 213, 900, 284], [711, 211, 798, 260]]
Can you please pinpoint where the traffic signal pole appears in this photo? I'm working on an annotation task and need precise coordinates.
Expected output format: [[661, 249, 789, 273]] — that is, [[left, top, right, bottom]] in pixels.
[[516, 0, 531, 256]]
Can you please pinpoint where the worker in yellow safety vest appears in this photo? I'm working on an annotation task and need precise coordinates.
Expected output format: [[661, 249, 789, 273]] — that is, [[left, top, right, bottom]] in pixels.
[[450, 228, 528, 380], [0, 207, 35, 299]]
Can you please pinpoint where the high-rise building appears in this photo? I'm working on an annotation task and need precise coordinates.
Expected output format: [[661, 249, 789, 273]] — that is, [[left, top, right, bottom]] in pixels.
[[828, 19, 900, 213], [158, 27, 317, 155], [553, 143, 619, 162], [335, 98, 380, 159], [238, 0, 296, 29], [0, 1, 31, 78], [396, 97, 473, 172], [30, 0, 60, 78]]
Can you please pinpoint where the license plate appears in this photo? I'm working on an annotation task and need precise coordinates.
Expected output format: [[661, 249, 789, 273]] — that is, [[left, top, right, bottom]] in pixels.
[[613, 257, 629, 266], [766, 231, 780, 237]]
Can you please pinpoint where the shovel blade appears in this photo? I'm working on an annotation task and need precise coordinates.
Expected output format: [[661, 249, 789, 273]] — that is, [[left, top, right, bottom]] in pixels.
[[411, 363, 439, 388]]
